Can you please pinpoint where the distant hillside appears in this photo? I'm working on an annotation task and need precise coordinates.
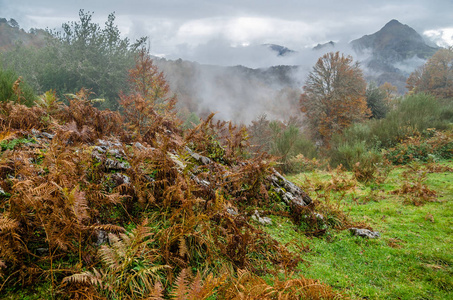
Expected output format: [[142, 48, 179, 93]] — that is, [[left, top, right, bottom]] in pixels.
[[0, 18, 48, 50], [350, 19, 438, 92], [351, 19, 437, 62], [154, 58, 302, 123]]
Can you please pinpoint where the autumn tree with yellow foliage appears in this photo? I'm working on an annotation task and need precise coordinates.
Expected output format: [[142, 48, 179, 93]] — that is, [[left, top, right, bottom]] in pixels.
[[406, 47, 453, 99], [300, 52, 370, 146]]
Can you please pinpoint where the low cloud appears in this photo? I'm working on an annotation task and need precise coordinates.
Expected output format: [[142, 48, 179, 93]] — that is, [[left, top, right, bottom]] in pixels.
[[394, 56, 427, 75], [424, 28, 453, 47]]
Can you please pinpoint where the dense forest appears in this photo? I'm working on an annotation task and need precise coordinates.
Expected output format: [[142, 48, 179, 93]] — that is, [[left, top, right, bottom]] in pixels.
[[1, 11, 452, 299]]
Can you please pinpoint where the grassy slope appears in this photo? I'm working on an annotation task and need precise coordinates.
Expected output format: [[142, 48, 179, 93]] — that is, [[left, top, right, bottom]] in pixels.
[[262, 161, 453, 299]]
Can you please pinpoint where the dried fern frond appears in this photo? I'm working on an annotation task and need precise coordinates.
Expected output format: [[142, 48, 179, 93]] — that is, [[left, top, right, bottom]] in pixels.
[[3, 102, 45, 130], [170, 268, 190, 300], [148, 280, 165, 300], [178, 236, 188, 259], [169, 269, 227, 300], [62, 269, 103, 288], [0, 216, 19, 232], [219, 270, 341, 300], [87, 190, 122, 205], [88, 224, 126, 233], [0, 131, 16, 143], [62, 186, 90, 223]]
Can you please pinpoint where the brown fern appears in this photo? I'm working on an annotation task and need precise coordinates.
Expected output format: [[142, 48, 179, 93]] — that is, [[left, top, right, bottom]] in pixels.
[[170, 269, 226, 300]]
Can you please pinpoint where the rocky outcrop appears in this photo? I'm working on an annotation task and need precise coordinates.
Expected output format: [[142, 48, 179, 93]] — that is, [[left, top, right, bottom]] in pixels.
[[349, 228, 380, 239], [172, 147, 313, 212], [25, 129, 313, 222], [268, 170, 312, 208]]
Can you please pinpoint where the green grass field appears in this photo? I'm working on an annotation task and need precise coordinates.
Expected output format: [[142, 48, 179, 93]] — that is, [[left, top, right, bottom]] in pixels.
[[261, 160, 453, 299]]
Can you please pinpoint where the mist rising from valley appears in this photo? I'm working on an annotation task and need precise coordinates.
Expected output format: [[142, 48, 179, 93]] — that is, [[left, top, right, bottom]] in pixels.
[[152, 20, 436, 125]]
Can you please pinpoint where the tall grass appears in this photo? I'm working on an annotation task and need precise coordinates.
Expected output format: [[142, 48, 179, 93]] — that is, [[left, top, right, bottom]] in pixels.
[[0, 66, 36, 106]]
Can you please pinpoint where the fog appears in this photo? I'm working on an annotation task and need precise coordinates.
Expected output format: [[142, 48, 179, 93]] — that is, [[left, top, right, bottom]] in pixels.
[[155, 41, 381, 124]]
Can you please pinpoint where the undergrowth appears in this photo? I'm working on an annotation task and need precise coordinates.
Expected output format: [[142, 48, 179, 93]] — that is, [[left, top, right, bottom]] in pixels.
[[0, 51, 342, 299]]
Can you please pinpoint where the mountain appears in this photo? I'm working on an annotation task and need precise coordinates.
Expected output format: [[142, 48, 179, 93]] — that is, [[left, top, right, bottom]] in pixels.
[[313, 41, 335, 51], [263, 44, 296, 56], [350, 19, 438, 91], [351, 19, 437, 62]]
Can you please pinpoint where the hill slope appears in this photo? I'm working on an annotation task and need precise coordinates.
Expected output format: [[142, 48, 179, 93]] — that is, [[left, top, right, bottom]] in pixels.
[[0, 18, 48, 50], [351, 19, 438, 62], [350, 19, 438, 91]]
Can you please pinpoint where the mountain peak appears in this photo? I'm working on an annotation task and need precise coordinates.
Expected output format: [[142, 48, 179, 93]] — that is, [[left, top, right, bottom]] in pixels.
[[313, 41, 335, 51], [350, 19, 437, 62], [378, 19, 423, 42], [263, 44, 295, 56], [384, 19, 403, 27]]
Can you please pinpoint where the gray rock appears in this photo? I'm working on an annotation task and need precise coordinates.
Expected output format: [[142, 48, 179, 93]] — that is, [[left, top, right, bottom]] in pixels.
[[185, 147, 212, 165], [91, 150, 104, 162], [107, 148, 125, 158], [93, 146, 106, 153], [314, 213, 324, 220], [251, 210, 273, 225], [110, 173, 131, 186], [134, 142, 146, 150], [104, 158, 130, 171], [41, 132, 55, 139], [349, 228, 380, 239], [95, 230, 109, 246], [36, 248, 49, 256], [269, 170, 312, 208], [226, 207, 238, 216], [31, 129, 54, 140], [191, 175, 210, 187], [97, 139, 121, 149]]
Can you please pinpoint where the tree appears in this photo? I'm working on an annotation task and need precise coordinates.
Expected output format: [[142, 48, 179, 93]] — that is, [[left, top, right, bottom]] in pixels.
[[379, 81, 398, 109], [365, 82, 388, 119], [1, 10, 146, 110], [407, 47, 453, 99], [119, 50, 179, 142], [300, 52, 369, 145]]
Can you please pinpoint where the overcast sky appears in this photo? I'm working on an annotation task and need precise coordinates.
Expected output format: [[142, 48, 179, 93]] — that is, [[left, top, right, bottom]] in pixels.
[[2, 0, 452, 67]]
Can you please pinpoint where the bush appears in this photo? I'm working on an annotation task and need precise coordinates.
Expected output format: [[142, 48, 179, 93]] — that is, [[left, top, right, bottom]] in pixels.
[[385, 129, 453, 164], [353, 151, 390, 183], [372, 93, 452, 148], [248, 116, 317, 174], [329, 140, 368, 170], [329, 93, 453, 167], [287, 154, 326, 173]]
